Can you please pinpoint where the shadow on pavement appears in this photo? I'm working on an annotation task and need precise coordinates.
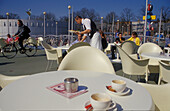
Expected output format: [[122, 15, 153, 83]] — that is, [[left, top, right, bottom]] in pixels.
[[0, 62, 15, 66]]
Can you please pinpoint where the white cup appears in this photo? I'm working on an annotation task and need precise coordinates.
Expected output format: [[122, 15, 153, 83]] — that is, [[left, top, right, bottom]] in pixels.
[[90, 93, 112, 110], [111, 80, 126, 92]]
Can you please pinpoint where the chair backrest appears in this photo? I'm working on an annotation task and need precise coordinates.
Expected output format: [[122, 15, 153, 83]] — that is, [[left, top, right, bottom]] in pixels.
[[41, 41, 53, 50], [116, 45, 149, 75], [68, 42, 90, 52], [0, 39, 6, 48], [121, 41, 137, 55], [58, 46, 115, 74], [159, 61, 170, 83], [138, 83, 170, 111], [41, 41, 59, 60], [138, 42, 162, 55], [0, 74, 27, 89], [27, 37, 37, 44]]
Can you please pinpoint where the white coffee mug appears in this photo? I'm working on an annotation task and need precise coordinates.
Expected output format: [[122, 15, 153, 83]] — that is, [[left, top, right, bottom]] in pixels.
[[111, 80, 126, 92], [90, 93, 112, 110]]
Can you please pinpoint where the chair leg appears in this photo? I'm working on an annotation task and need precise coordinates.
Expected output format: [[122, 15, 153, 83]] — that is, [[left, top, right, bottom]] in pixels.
[[145, 67, 149, 83], [137, 75, 141, 82], [123, 73, 125, 77], [158, 77, 162, 85], [45, 60, 50, 72], [49, 60, 53, 71]]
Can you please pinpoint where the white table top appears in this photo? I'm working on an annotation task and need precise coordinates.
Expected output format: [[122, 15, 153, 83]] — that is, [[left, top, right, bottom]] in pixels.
[[57, 45, 70, 50], [141, 52, 170, 61], [0, 70, 154, 110], [108, 42, 121, 46]]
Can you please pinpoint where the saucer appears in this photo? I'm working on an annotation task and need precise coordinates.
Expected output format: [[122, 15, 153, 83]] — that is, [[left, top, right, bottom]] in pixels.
[[106, 86, 130, 96], [84, 100, 117, 111]]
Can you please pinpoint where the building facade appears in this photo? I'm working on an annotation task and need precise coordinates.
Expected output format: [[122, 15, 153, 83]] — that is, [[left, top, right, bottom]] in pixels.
[[0, 19, 68, 37]]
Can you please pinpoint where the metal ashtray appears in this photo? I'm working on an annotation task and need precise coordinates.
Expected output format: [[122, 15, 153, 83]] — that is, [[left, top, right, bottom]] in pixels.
[[64, 78, 79, 93]]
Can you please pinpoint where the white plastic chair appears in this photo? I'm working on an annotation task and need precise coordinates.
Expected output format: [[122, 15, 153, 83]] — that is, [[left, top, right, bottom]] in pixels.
[[138, 83, 170, 111], [138, 42, 163, 73], [121, 41, 138, 55], [0, 74, 27, 89], [116, 45, 149, 82], [41, 41, 62, 71], [158, 61, 170, 85], [58, 46, 115, 74]]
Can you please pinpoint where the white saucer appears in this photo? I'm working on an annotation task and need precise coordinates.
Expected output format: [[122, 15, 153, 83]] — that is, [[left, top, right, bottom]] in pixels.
[[84, 100, 117, 111], [106, 86, 130, 96]]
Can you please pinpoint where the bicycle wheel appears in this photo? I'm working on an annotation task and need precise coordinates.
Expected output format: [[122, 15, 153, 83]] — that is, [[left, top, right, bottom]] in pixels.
[[2, 44, 17, 59], [24, 43, 37, 57]]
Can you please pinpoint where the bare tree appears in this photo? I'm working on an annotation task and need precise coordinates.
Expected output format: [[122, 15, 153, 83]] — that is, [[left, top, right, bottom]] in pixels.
[[120, 8, 135, 22], [105, 11, 118, 24], [74, 8, 100, 21], [58, 16, 68, 22], [161, 6, 170, 23], [39, 12, 56, 21], [8, 13, 20, 19]]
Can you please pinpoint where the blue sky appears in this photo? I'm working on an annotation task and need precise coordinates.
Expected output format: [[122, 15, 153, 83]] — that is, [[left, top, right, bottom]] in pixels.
[[0, 0, 169, 20]]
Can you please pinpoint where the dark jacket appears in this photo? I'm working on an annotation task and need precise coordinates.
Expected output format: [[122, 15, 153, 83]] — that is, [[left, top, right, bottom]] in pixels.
[[15, 25, 30, 39]]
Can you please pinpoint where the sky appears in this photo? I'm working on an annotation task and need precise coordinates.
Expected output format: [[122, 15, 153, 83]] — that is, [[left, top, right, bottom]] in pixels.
[[0, 0, 169, 20]]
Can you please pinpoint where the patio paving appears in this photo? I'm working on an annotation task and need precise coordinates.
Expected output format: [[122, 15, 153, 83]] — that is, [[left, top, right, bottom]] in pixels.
[[0, 49, 157, 84]]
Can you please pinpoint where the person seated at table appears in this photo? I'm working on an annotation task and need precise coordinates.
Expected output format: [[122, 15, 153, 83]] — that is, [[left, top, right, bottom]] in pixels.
[[111, 33, 125, 59], [70, 34, 86, 46], [6, 34, 13, 44], [127, 32, 140, 46]]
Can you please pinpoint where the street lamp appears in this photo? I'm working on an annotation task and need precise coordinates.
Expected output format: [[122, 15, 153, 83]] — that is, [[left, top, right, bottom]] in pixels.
[[117, 20, 119, 31], [56, 22, 58, 36], [122, 26, 124, 35], [43, 11, 46, 37], [68, 5, 71, 45], [6, 12, 9, 34], [101, 17, 103, 30]]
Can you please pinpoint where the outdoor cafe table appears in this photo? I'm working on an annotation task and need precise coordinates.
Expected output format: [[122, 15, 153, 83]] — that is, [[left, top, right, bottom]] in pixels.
[[141, 52, 170, 62], [56, 45, 70, 50], [0, 70, 154, 110]]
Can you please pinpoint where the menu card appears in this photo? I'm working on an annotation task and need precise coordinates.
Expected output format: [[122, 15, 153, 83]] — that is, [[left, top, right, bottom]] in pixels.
[[47, 83, 88, 99]]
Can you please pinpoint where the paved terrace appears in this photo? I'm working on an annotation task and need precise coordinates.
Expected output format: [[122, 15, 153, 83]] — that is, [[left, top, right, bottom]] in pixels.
[[0, 49, 157, 84]]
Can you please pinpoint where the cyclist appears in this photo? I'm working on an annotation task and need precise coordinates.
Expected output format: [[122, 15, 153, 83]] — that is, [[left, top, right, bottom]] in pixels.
[[13, 19, 30, 53]]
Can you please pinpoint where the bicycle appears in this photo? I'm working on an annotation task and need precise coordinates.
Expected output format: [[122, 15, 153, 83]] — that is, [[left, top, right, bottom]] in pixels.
[[1, 37, 37, 59]]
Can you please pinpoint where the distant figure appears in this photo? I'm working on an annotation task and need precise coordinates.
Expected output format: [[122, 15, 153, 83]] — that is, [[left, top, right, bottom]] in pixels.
[[6, 34, 13, 44], [115, 30, 119, 38], [115, 33, 125, 43], [70, 34, 86, 46], [111, 33, 125, 59], [128, 32, 140, 46], [74, 16, 102, 50], [13, 19, 31, 51], [99, 29, 108, 50]]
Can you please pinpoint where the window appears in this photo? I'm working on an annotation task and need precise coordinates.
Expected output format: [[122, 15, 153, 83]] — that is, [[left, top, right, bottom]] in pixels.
[[47, 23, 48, 27], [15, 22, 17, 27], [9, 22, 11, 27], [26, 22, 28, 26], [37, 22, 39, 27], [31, 22, 34, 27], [42, 23, 43, 26], [51, 23, 53, 27], [4, 22, 6, 26]]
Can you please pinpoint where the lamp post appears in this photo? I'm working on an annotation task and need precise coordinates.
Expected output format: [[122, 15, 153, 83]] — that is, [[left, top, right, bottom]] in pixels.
[[6, 12, 9, 34], [122, 26, 124, 35], [112, 14, 114, 33], [56, 22, 58, 37], [143, 0, 148, 43], [117, 20, 119, 31], [101, 17, 103, 30], [68, 5, 71, 45], [43, 12, 46, 37]]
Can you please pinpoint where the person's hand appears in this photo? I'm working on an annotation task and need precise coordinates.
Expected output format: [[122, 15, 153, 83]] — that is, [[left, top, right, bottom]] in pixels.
[[74, 31, 80, 35], [12, 35, 15, 37]]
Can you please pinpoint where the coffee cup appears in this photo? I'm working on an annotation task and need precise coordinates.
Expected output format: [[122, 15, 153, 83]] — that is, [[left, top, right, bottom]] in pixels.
[[90, 93, 112, 110], [111, 80, 126, 92]]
